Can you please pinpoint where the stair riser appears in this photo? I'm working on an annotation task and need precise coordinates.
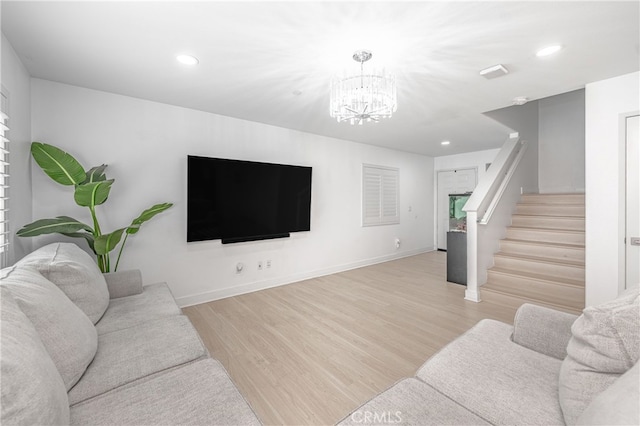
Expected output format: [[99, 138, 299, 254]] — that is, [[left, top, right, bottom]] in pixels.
[[511, 216, 585, 231], [493, 256, 584, 281], [515, 204, 584, 217], [486, 272, 585, 310], [520, 194, 585, 205], [481, 288, 583, 315], [500, 241, 584, 264], [506, 228, 585, 245]]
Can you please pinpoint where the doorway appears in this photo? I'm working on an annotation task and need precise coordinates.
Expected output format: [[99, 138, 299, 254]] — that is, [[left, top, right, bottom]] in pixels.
[[625, 114, 639, 289], [436, 168, 477, 250]]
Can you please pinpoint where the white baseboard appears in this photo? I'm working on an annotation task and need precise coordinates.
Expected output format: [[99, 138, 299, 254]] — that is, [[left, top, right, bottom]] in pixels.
[[176, 246, 435, 308]]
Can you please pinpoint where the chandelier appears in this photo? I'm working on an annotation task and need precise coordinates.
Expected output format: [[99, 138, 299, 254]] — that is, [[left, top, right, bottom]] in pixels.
[[330, 50, 397, 125]]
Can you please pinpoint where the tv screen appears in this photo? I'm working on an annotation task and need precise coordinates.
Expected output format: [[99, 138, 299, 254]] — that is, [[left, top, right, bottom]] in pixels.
[[187, 156, 312, 244]]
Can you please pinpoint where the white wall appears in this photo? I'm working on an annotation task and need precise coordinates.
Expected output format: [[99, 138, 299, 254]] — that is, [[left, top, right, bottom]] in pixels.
[[29, 79, 434, 306], [585, 71, 639, 307], [434, 148, 499, 183], [538, 89, 585, 193], [484, 100, 540, 195], [1, 34, 32, 263]]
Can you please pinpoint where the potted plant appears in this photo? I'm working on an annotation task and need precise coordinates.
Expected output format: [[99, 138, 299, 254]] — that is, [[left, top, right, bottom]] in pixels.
[[17, 142, 172, 272]]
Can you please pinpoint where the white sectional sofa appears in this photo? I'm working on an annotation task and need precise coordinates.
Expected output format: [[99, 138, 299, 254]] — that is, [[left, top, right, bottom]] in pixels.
[[1, 242, 260, 425], [338, 289, 639, 425]]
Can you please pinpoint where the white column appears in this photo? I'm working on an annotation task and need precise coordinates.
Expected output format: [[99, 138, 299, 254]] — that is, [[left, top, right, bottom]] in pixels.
[[465, 211, 480, 302]]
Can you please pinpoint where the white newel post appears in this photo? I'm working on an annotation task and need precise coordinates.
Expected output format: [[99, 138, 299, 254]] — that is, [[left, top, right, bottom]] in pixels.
[[465, 211, 480, 302]]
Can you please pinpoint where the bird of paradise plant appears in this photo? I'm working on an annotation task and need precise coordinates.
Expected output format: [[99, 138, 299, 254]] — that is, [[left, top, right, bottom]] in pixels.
[[17, 142, 172, 273]]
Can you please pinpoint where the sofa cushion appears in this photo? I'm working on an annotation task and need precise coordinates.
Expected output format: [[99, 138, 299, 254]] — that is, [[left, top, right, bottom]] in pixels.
[[96, 282, 181, 334], [559, 287, 640, 425], [70, 358, 260, 425], [511, 303, 578, 360], [337, 378, 490, 425], [68, 315, 207, 405], [576, 361, 640, 425], [416, 319, 565, 425], [1, 265, 98, 390], [18, 242, 109, 323], [1, 288, 70, 425]]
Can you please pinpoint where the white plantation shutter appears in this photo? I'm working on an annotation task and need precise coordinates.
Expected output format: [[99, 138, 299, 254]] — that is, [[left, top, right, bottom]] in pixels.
[[362, 164, 399, 226], [0, 92, 9, 267]]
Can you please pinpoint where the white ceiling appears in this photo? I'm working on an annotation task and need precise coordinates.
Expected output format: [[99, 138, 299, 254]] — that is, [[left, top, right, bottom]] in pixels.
[[2, 1, 639, 156]]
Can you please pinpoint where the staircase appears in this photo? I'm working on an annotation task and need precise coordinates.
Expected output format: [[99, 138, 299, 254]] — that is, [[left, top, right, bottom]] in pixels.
[[481, 193, 585, 315]]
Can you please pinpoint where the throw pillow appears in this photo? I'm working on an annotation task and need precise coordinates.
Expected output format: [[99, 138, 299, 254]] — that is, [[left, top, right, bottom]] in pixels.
[[577, 361, 640, 425], [1, 287, 70, 425], [558, 287, 640, 425], [17, 242, 110, 323], [1, 265, 98, 390]]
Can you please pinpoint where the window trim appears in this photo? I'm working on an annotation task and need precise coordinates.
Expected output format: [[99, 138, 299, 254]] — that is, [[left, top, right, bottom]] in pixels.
[[362, 164, 399, 227], [0, 91, 9, 268]]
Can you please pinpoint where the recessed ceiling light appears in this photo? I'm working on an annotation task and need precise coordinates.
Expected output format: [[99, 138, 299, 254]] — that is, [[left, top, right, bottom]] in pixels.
[[536, 45, 562, 57], [176, 54, 199, 65], [441, 140, 451, 146], [512, 96, 529, 106]]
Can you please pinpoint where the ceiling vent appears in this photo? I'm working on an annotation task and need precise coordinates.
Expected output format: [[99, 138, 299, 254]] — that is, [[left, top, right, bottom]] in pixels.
[[479, 64, 509, 79]]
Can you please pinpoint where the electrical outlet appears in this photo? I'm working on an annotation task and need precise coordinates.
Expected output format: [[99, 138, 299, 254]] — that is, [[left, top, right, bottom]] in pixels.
[[266, 260, 271, 268], [257, 261, 263, 270]]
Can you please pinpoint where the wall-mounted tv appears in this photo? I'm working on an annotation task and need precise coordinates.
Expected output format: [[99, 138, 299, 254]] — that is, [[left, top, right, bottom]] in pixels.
[[187, 156, 312, 244]]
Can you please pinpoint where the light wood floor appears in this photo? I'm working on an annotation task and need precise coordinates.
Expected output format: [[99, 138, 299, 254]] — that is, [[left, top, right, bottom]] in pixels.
[[183, 251, 519, 425]]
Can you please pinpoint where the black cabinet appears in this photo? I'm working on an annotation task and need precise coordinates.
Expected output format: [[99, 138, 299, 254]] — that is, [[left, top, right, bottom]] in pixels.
[[446, 231, 467, 285]]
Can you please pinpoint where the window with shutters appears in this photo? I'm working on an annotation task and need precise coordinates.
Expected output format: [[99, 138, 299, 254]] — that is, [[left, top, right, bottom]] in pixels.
[[362, 164, 399, 226], [0, 91, 9, 268]]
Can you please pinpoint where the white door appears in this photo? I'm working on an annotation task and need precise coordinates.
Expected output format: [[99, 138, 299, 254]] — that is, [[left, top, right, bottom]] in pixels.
[[626, 114, 640, 288], [437, 168, 477, 250]]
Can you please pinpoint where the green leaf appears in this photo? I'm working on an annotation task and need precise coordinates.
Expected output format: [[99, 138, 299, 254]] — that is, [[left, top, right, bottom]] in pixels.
[[126, 202, 173, 234], [94, 228, 126, 255], [17, 216, 93, 237], [74, 180, 114, 207], [83, 164, 108, 184], [31, 142, 86, 186]]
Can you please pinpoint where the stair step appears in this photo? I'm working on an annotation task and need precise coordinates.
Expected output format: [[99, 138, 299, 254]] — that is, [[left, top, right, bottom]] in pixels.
[[481, 286, 584, 316], [493, 253, 584, 281], [488, 266, 584, 287], [499, 239, 585, 264], [487, 267, 584, 311], [487, 193, 585, 315], [520, 193, 585, 205], [506, 227, 585, 246], [511, 214, 585, 231], [515, 203, 585, 217]]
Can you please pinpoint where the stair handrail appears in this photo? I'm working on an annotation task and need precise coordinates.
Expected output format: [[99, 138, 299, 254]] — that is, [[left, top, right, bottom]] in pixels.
[[463, 136, 526, 223], [462, 135, 527, 302]]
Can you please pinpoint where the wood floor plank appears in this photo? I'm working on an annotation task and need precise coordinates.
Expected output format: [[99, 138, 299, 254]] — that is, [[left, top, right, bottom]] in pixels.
[[183, 251, 519, 425]]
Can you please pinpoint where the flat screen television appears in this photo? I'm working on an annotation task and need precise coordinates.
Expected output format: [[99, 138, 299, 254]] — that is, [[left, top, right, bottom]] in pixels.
[[187, 155, 312, 244]]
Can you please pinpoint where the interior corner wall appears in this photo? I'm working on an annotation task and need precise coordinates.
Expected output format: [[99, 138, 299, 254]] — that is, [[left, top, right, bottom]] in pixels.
[[585, 71, 639, 307], [538, 89, 586, 193], [28, 79, 435, 306], [433, 148, 500, 182], [1, 33, 32, 263], [483, 101, 539, 194]]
